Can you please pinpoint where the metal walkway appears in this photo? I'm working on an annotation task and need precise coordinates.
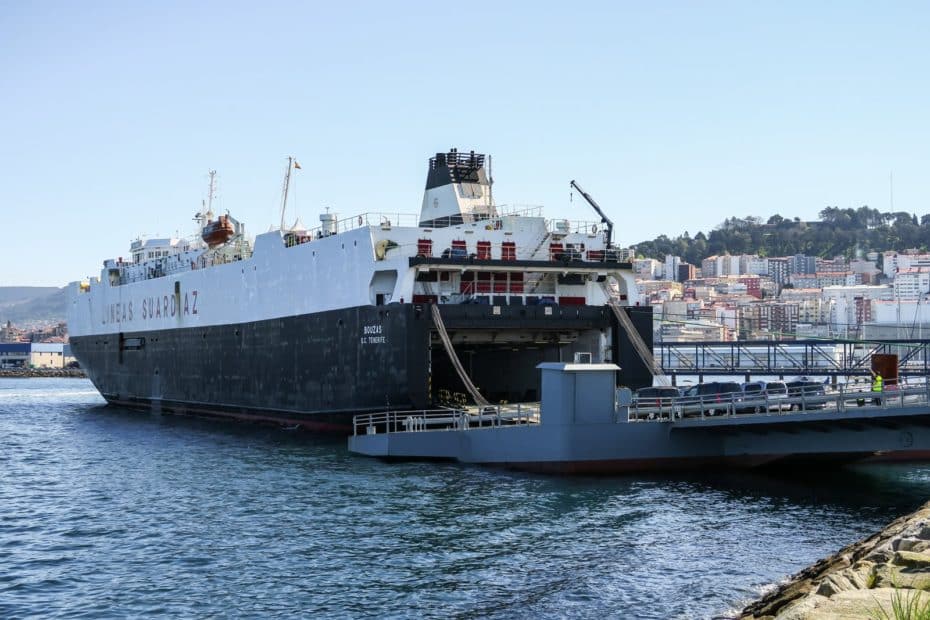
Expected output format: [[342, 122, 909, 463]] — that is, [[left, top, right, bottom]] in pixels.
[[657, 339, 930, 377]]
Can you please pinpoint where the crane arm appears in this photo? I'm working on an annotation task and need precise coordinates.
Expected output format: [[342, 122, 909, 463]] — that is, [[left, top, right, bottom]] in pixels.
[[569, 180, 614, 247]]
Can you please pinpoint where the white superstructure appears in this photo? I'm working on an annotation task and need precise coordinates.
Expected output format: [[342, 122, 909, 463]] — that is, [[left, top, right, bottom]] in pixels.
[[69, 151, 638, 338]]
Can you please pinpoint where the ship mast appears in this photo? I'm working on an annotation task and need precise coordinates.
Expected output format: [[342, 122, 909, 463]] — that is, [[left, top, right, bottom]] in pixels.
[[487, 154, 493, 208], [280, 156, 298, 232], [206, 169, 217, 220]]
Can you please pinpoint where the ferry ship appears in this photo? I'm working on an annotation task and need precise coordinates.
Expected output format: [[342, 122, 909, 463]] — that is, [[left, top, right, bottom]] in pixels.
[[67, 150, 653, 430]]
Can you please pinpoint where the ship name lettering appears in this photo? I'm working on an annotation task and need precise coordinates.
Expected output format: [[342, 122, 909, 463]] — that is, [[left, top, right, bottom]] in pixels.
[[102, 290, 200, 324], [102, 301, 133, 325], [135, 290, 198, 321], [362, 324, 382, 335]]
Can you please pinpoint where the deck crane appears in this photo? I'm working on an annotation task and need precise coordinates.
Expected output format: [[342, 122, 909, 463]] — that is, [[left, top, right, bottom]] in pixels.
[[569, 180, 614, 248]]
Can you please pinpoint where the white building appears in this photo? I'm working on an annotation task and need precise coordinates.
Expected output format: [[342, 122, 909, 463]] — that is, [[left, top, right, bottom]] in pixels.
[[822, 284, 894, 337], [634, 258, 662, 280], [869, 300, 930, 340], [722, 255, 740, 276], [664, 255, 681, 281], [893, 268, 930, 301], [739, 255, 768, 276], [883, 251, 930, 279]]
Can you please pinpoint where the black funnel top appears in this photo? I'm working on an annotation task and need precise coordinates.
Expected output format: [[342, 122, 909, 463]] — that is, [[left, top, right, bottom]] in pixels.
[[425, 148, 488, 190]]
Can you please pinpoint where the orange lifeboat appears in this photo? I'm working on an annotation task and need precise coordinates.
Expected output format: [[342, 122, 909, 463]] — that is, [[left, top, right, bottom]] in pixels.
[[201, 214, 235, 247]]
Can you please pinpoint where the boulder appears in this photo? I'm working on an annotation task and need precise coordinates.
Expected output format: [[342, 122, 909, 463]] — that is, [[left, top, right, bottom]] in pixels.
[[893, 550, 930, 569], [873, 564, 930, 590]]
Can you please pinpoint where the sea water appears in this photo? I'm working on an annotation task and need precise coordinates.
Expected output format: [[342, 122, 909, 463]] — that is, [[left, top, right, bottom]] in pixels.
[[2, 378, 928, 619]]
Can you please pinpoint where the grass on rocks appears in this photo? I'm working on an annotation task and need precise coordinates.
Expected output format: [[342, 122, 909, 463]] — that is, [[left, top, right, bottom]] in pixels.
[[871, 587, 930, 620]]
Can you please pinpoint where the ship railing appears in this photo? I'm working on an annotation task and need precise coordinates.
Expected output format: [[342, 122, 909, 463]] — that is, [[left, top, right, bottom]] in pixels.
[[497, 204, 544, 218], [628, 377, 930, 423], [547, 218, 603, 236], [301, 210, 546, 238], [299, 212, 420, 239], [353, 403, 541, 436]]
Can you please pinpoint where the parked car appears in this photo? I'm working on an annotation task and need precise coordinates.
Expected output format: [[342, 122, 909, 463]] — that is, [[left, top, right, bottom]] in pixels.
[[680, 381, 743, 416], [741, 380, 790, 412], [785, 380, 828, 410], [632, 386, 682, 419]]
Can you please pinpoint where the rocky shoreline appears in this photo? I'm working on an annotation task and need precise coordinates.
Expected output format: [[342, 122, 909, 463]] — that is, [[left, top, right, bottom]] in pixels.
[[0, 368, 86, 378], [739, 499, 930, 619]]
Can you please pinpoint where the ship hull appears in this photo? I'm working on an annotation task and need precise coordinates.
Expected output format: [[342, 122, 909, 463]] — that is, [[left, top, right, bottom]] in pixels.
[[70, 304, 430, 432], [70, 303, 646, 432]]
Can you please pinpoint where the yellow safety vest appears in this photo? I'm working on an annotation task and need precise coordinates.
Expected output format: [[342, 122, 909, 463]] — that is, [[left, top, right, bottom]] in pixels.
[[872, 375, 883, 392]]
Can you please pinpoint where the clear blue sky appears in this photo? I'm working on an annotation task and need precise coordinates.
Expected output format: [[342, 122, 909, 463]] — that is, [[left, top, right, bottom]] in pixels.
[[2, 1, 929, 286]]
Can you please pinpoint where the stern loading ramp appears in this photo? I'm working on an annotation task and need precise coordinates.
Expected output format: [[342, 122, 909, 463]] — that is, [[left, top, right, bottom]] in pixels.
[[424, 303, 653, 407], [430, 304, 489, 407]]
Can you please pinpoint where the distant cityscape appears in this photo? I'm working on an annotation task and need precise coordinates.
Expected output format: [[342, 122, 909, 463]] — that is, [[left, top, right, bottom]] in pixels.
[[0, 320, 74, 368], [633, 249, 930, 342]]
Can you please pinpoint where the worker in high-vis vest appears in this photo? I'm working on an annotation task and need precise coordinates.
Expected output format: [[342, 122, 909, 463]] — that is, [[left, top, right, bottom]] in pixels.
[[872, 372, 883, 405]]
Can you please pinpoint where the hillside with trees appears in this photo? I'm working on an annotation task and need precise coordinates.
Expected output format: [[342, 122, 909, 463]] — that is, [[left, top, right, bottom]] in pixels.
[[633, 206, 928, 265]]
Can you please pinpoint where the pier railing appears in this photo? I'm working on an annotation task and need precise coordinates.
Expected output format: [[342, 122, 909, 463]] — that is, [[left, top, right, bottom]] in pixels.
[[629, 377, 930, 423], [352, 403, 540, 436]]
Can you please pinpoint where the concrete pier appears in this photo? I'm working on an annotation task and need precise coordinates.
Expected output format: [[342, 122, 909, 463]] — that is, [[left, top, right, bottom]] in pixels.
[[349, 364, 930, 473]]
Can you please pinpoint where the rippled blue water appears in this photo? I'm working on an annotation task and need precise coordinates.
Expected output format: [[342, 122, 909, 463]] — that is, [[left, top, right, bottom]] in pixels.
[[2, 379, 930, 618]]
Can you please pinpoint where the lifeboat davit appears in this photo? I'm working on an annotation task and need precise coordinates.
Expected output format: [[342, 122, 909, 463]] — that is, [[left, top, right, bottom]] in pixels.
[[201, 215, 235, 247]]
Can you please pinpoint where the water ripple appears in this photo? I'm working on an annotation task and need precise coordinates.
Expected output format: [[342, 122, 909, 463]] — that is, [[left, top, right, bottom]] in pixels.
[[0, 378, 928, 618]]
